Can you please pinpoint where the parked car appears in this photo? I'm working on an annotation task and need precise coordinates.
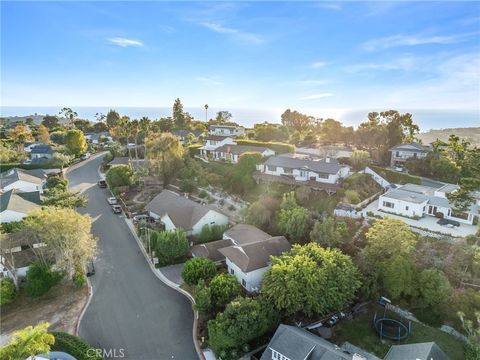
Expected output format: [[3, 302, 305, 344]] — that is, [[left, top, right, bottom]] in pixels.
[[23, 159, 32, 165], [80, 152, 91, 160], [98, 180, 107, 188], [112, 204, 122, 214], [437, 218, 460, 227], [107, 197, 118, 205], [133, 214, 154, 223]]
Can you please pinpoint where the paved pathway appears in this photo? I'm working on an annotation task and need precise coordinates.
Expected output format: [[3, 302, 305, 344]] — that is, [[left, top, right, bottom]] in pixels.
[[67, 155, 197, 360]]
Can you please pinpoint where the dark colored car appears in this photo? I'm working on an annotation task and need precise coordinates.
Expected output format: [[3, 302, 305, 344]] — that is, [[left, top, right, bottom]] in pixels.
[[112, 204, 122, 214], [437, 218, 460, 227], [98, 180, 107, 188]]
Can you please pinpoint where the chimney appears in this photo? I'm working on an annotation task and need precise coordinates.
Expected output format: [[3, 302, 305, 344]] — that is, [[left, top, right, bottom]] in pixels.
[[325, 157, 331, 163]]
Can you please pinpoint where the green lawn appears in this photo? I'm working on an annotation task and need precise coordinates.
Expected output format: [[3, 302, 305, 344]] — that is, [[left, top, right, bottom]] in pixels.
[[331, 313, 465, 360]]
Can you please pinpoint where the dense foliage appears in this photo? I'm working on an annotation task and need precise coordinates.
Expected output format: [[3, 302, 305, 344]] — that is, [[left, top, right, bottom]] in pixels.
[[181, 257, 217, 286], [50, 332, 103, 360], [209, 273, 242, 309], [64, 129, 88, 156], [0, 323, 55, 360], [0, 278, 17, 305], [198, 224, 229, 243], [150, 230, 189, 266], [105, 164, 134, 189], [262, 243, 361, 316], [24, 262, 63, 297]]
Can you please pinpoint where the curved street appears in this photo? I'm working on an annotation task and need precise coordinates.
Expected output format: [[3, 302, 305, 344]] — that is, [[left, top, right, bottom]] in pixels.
[[67, 154, 197, 360]]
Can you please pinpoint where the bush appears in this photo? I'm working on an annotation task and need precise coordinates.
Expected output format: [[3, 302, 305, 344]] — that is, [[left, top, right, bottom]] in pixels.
[[182, 257, 217, 286], [345, 190, 361, 204], [0, 278, 17, 305], [198, 190, 208, 198], [50, 332, 103, 360], [198, 224, 229, 244], [188, 144, 203, 156], [24, 262, 63, 298], [370, 165, 422, 185], [180, 179, 197, 193], [150, 230, 189, 266], [45, 176, 68, 190], [1, 220, 23, 234], [235, 139, 294, 154], [209, 273, 242, 308], [73, 264, 87, 288], [194, 280, 214, 314], [105, 164, 133, 189]]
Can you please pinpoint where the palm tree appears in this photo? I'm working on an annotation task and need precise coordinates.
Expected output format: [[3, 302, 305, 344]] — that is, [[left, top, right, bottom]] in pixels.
[[204, 104, 208, 122]]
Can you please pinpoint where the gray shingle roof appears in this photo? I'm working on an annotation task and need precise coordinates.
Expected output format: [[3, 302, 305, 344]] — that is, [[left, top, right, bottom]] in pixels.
[[145, 190, 220, 231], [190, 239, 234, 262], [0, 168, 45, 189], [214, 144, 271, 155], [0, 189, 42, 214], [381, 189, 429, 204], [260, 324, 352, 360], [263, 155, 345, 175], [223, 223, 271, 245], [30, 144, 54, 154], [389, 142, 430, 153], [219, 236, 291, 272], [205, 135, 234, 141], [384, 342, 449, 360]]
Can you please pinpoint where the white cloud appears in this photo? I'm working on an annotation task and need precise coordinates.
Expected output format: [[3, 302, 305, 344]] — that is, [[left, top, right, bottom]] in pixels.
[[344, 57, 418, 73], [107, 37, 144, 47], [300, 93, 333, 100], [195, 76, 222, 86], [296, 80, 330, 86], [316, 2, 342, 11], [200, 22, 264, 44], [311, 61, 327, 69], [361, 32, 475, 51]]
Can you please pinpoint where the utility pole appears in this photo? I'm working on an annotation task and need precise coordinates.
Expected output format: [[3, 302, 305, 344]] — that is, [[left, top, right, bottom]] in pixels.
[[204, 104, 208, 122]]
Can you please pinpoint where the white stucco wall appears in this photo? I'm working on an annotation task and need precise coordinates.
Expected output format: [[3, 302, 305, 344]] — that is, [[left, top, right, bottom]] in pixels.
[[378, 196, 427, 218], [191, 210, 229, 235], [225, 258, 269, 292], [210, 127, 245, 136], [2, 180, 43, 193], [0, 210, 28, 223], [263, 166, 340, 184]]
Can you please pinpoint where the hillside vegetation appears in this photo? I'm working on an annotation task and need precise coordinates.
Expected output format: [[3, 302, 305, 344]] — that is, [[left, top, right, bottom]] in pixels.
[[418, 127, 480, 146]]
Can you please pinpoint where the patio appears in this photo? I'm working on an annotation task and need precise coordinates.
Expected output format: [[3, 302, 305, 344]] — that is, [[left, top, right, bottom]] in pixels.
[[363, 200, 479, 237]]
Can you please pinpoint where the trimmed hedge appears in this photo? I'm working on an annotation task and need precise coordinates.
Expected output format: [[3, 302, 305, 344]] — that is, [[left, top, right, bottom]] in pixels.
[[0, 162, 61, 173], [235, 139, 295, 154], [50, 332, 103, 360], [370, 165, 422, 185]]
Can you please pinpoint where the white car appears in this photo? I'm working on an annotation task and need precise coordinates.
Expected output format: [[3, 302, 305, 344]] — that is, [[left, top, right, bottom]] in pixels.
[[80, 152, 91, 160], [107, 197, 117, 205]]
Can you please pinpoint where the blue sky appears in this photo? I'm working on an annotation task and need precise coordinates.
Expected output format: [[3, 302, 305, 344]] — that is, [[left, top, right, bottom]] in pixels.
[[1, 1, 479, 120]]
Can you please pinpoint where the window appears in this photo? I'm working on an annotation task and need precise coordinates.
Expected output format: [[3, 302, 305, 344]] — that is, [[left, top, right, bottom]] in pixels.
[[396, 151, 400, 157], [267, 165, 276, 172], [317, 173, 329, 179], [271, 350, 290, 360], [284, 168, 292, 174], [230, 268, 235, 275], [383, 201, 394, 208], [242, 279, 246, 287], [405, 206, 409, 210], [413, 152, 418, 158], [299, 170, 307, 177]]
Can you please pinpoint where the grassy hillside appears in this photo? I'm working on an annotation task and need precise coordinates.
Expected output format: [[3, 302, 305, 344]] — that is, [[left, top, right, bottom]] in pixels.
[[418, 127, 480, 146]]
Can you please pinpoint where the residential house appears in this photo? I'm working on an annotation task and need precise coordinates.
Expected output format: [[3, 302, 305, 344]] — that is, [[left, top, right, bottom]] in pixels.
[[0, 168, 46, 193], [199, 135, 236, 159], [209, 125, 245, 137], [255, 154, 350, 192], [296, 146, 353, 159], [219, 235, 291, 292], [389, 142, 431, 167], [260, 324, 355, 360], [107, 157, 147, 171], [30, 144, 54, 160], [0, 190, 42, 223], [211, 144, 275, 163], [24, 142, 47, 153], [384, 342, 449, 360], [172, 129, 204, 143], [378, 183, 479, 225], [191, 224, 290, 291], [1, 233, 49, 279], [145, 190, 228, 236], [85, 132, 113, 144]]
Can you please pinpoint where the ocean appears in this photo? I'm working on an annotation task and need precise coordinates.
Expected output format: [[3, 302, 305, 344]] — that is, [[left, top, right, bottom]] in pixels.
[[1, 106, 478, 131]]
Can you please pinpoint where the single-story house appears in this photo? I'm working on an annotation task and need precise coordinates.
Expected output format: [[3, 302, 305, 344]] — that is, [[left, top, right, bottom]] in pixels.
[[209, 125, 245, 137], [30, 144, 54, 160], [211, 144, 275, 163], [199, 135, 236, 159], [256, 154, 350, 185], [378, 183, 479, 225], [24, 142, 47, 153], [219, 235, 291, 292], [260, 324, 353, 360], [0, 168, 46, 193], [85, 132, 113, 144], [384, 342, 449, 360], [389, 142, 431, 167], [1, 234, 50, 280], [0, 190, 42, 223], [145, 190, 229, 236]]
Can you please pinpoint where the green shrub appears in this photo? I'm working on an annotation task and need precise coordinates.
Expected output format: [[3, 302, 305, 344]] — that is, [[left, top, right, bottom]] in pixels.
[[194, 280, 214, 314], [0, 278, 17, 305], [50, 332, 103, 360], [105, 164, 133, 189], [150, 230, 189, 266], [1, 220, 23, 234], [73, 264, 87, 288], [188, 144, 203, 156], [24, 262, 63, 298], [198, 190, 208, 198], [182, 257, 217, 286], [198, 224, 229, 244], [180, 179, 197, 193], [235, 139, 294, 154], [345, 190, 361, 204], [370, 165, 422, 185], [209, 273, 242, 308]]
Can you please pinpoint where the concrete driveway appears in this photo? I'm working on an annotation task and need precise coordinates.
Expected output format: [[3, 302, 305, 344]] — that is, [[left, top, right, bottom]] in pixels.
[[67, 154, 197, 360]]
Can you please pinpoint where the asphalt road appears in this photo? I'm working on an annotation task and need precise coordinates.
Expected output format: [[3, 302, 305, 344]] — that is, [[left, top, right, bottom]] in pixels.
[[67, 154, 197, 360]]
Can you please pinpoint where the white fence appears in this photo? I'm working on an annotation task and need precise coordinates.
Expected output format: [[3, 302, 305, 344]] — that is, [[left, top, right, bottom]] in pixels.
[[364, 167, 391, 189]]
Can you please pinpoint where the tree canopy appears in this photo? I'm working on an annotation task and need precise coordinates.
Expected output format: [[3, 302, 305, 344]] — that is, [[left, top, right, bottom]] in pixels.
[[105, 164, 134, 189], [64, 129, 88, 156], [146, 132, 184, 185], [0, 323, 55, 360]]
